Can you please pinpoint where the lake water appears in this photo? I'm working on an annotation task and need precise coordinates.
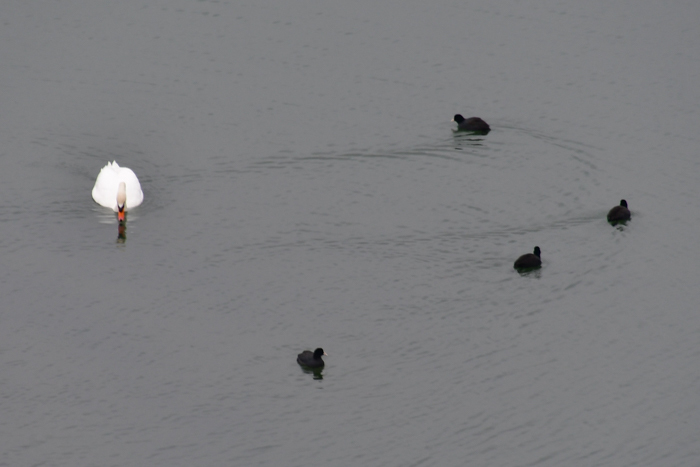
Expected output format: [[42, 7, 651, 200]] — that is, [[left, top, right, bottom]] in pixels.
[[1, 1, 700, 466]]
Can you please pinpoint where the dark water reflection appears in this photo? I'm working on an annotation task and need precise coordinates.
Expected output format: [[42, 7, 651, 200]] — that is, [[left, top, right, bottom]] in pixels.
[[117, 221, 127, 243], [299, 367, 324, 381], [515, 268, 542, 278]]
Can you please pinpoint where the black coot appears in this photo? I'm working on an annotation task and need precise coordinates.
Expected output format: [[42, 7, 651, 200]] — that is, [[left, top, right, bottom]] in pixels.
[[607, 199, 631, 223], [297, 348, 326, 368], [514, 246, 542, 270], [452, 114, 490, 132]]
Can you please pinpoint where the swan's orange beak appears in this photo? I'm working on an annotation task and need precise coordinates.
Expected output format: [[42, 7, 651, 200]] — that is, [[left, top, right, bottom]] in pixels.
[[118, 206, 125, 222]]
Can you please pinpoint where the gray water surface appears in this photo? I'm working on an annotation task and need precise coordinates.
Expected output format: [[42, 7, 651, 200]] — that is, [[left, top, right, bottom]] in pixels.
[[1, 1, 700, 466]]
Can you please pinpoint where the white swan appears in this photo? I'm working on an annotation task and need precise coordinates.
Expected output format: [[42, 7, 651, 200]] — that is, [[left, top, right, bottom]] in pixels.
[[92, 161, 143, 221]]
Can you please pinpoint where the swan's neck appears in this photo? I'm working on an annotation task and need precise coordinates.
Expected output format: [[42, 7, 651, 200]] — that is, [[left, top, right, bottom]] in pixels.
[[117, 182, 127, 210]]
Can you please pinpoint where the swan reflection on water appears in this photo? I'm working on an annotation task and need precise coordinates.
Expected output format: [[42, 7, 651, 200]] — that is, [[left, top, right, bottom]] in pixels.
[[117, 219, 127, 244]]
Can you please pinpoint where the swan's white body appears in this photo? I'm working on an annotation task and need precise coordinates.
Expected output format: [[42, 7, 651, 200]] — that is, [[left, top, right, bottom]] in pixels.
[[92, 161, 143, 212]]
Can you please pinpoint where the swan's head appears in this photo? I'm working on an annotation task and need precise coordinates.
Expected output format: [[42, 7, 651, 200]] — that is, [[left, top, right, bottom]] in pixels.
[[117, 182, 127, 222]]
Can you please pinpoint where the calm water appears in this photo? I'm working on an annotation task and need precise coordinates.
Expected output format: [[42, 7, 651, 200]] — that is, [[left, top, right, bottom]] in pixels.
[[1, 1, 700, 466]]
